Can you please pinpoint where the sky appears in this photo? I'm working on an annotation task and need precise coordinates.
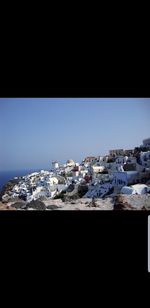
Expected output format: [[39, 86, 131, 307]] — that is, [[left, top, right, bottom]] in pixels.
[[0, 98, 150, 171]]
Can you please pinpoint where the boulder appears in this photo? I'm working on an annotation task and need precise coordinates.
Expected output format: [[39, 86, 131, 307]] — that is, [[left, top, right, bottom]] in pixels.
[[27, 200, 46, 210], [114, 194, 150, 210], [47, 204, 59, 210], [11, 201, 27, 209], [0, 202, 16, 210], [43, 199, 63, 207]]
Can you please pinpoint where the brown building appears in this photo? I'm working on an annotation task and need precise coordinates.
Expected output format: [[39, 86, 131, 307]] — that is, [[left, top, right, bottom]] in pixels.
[[72, 166, 80, 172], [143, 138, 150, 147], [124, 149, 134, 156], [109, 149, 124, 156], [83, 156, 97, 163]]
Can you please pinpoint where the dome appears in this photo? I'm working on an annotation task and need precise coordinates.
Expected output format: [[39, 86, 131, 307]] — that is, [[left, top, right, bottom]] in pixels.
[[66, 159, 75, 166]]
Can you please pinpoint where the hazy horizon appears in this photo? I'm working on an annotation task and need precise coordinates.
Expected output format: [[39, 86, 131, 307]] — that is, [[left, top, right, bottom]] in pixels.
[[0, 98, 150, 171]]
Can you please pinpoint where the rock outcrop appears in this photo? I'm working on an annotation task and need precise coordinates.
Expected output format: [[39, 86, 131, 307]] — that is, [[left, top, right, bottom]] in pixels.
[[0, 179, 20, 201], [1, 193, 150, 211], [27, 200, 46, 210], [42, 197, 114, 210], [114, 194, 150, 210], [11, 201, 27, 209], [0, 201, 16, 210]]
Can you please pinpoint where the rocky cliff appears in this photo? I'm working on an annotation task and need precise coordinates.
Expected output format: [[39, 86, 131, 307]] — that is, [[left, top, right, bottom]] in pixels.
[[0, 194, 150, 210]]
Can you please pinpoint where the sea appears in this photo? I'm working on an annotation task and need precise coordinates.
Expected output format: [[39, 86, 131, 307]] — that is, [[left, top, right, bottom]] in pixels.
[[0, 169, 42, 192]]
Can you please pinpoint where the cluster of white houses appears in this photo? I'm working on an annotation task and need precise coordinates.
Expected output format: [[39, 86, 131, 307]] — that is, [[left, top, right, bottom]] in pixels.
[[51, 138, 150, 198], [7, 170, 67, 202], [2, 138, 150, 202]]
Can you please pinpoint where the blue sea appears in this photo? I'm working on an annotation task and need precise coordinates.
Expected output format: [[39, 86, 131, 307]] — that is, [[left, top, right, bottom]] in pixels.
[[0, 169, 41, 191]]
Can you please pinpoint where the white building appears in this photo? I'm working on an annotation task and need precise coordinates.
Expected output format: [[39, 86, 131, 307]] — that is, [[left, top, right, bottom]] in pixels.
[[91, 165, 105, 173], [131, 184, 149, 194], [32, 186, 47, 199], [107, 162, 119, 172], [52, 161, 59, 169], [126, 156, 137, 164], [12, 185, 20, 193], [48, 190, 57, 198], [28, 172, 39, 177], [121, 184, 149, 195], [72, 170, 79, 177], [66, 159, 75, 167], [112, 171, 139, 187], [124, 156, 129, 163], [140, 151, 150, 167], [97, 156, 105, 163], [143, 138, 150, 148], [112, 172, 127, 187], [49, 177, 59, 185], [80, 169, 88, 177], [84, 183, 113, 198], [117, 165, 124, 172], [115, 156, 126, 164], [121, 186, 135, 195]]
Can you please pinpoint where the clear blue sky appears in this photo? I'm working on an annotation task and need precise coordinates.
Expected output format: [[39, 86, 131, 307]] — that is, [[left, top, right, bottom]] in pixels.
[[0, 98, 150, 171]]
